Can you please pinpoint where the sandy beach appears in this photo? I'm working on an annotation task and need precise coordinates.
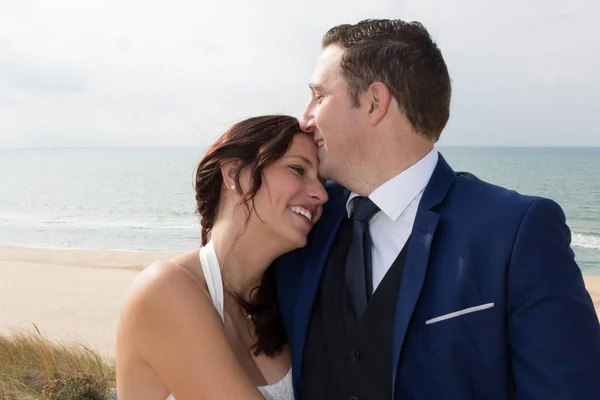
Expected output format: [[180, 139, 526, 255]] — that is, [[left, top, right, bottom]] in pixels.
[[0, 246, 178, 358], [1, 245, 599, 359]]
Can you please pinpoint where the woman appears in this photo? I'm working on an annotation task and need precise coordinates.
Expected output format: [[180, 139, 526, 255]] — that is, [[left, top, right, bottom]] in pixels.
[[115, 115, 328, 399]]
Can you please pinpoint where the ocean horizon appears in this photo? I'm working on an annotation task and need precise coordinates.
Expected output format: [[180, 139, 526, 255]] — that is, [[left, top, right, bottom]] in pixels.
[[1, 146, 599, 274]]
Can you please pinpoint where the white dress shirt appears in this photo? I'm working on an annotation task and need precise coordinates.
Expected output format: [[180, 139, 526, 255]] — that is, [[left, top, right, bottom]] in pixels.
[[346, 148, 439, 292]]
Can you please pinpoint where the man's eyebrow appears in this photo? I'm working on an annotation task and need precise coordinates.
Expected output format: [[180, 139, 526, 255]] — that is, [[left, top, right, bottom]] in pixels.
[[308, 83, 325, 92], [286, 155, 314, 167]]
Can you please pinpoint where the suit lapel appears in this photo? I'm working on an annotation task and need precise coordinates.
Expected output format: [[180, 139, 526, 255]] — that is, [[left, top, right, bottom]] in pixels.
[[292, 187, 349, 392], [391, 154, 456, 396]]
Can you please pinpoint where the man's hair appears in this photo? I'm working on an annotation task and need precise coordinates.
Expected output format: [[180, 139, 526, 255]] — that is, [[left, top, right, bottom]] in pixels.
[[322, 19, 451, 141]]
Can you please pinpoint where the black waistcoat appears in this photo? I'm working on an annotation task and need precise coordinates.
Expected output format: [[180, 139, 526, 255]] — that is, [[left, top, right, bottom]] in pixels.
[[302, 217, 409, 400]]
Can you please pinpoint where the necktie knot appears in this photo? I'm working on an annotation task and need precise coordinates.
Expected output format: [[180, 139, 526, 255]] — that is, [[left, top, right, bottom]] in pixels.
[[351, 196, 380, 222]]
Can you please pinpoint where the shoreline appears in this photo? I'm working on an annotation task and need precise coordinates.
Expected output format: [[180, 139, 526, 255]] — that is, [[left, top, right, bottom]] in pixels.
[[0, 245, 179, 270], [1, 245, 599, 359]]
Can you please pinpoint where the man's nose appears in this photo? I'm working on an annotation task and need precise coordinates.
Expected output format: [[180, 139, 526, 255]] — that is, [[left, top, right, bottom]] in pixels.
[[299, 103, 314, 132]]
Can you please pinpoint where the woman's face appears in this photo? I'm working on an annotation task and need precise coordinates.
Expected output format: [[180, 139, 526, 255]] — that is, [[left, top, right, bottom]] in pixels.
[[247, 133, 328, 249]]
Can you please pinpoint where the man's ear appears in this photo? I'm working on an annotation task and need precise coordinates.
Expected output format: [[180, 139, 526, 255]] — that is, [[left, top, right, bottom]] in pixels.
[[365, 82, 392, 127], [220, 160, 241, 191]]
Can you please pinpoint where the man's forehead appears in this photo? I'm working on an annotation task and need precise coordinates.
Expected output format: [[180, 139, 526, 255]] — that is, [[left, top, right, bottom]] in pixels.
[[320, 44, 344, 61], [315, 45, 343, 71], [310, 45, 344, 87]]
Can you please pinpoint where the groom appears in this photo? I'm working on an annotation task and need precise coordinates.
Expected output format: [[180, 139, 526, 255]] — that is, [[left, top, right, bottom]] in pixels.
[[275, 19, 600, 399]]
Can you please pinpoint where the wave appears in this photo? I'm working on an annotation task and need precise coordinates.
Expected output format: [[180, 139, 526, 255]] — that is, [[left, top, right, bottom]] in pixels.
[[572, 233, 600, 250], [0, 213, 199, 231], [1, 213, 598, 250]]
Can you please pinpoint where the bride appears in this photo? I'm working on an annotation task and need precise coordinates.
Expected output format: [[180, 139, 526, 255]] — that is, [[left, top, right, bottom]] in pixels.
[[114, 115, 327, 399]]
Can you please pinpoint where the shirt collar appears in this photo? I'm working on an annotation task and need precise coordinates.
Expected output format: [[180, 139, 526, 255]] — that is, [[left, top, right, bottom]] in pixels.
[[346, 148, 439, 221]]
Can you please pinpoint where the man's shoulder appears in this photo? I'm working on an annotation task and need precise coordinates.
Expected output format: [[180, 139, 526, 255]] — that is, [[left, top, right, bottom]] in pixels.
[[443, 170, 570, 233], [452, 170, 542, 208], [432, 169, 572, 258]]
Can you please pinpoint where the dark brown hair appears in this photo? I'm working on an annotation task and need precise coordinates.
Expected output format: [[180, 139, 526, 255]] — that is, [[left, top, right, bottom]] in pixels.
[[322, 19, 451, 141], [194, 115, 303, 357]]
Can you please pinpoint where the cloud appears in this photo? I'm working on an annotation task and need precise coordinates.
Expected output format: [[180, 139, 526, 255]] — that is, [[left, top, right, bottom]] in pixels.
[[0, 0, 598, 147], [0, 57, 88, 94]]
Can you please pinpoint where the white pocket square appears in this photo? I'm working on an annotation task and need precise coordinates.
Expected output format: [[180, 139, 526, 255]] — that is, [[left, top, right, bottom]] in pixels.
[[425, 303, 494, 325]]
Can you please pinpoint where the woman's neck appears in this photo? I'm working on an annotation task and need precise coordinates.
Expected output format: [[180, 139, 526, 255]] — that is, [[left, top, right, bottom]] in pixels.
[[208, 218, 285, 301]]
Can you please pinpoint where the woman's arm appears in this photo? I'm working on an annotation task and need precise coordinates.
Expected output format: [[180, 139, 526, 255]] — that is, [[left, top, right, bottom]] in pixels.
[[117, 261, 265, 400]]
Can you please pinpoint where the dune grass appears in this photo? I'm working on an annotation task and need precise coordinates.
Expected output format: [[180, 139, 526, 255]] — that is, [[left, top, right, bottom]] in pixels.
[[0, 325, 115, 400]]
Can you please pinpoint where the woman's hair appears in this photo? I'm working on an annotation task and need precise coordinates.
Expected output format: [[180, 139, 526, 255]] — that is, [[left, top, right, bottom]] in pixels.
[[194, 115, 304, 357]]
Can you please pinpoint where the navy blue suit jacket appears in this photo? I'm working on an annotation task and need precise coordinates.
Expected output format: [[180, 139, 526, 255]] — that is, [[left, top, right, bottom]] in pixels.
[[275, 154, 600, 399]]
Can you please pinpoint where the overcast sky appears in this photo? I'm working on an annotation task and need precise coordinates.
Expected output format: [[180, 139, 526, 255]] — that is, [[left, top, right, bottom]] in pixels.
[[0, 0, 598, 148]]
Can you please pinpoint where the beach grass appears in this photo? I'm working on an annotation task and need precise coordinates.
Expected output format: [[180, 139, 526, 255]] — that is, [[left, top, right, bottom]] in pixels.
[[0, 324, 115, 400]]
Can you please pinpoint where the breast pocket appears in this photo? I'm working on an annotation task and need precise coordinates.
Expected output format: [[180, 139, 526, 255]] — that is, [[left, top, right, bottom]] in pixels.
[[426, 302, 496, 326], [421, 302, 504, 366]]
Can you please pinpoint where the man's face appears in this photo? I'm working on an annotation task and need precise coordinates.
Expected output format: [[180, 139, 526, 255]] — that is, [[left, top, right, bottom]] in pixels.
[[299, 45, 369, 183]]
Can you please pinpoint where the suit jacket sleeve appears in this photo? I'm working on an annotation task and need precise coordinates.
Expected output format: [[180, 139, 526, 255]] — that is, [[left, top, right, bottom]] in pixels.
[[507, 198, 600, 398]]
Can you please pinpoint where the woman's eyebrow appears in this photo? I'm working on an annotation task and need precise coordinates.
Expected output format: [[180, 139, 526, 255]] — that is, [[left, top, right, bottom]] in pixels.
[[285, 155, 314, 167]]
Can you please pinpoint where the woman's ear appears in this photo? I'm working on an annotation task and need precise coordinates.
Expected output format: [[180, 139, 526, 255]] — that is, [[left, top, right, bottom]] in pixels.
[[220, 160, 241, 192]]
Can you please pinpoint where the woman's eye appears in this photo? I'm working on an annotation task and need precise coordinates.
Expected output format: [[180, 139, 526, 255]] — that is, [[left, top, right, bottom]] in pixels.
[[289, 165, 305, 176]]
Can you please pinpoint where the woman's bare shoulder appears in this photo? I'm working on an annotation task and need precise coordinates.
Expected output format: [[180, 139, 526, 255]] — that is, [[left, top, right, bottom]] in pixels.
[[116, 255, 263, 399], [121, 255, 211, 323], [127, 248, 208, 298]]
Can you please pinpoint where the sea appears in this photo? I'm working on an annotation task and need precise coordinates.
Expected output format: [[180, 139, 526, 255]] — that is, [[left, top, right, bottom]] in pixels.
[[0, 146, 599, 274]]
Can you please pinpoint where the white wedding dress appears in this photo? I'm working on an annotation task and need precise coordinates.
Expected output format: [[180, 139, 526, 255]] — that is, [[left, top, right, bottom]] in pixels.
[[166, 240, 294, 400]]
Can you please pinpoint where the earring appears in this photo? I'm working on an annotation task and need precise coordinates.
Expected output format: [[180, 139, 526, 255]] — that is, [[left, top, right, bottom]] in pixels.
[[230, 185, 236, 190]]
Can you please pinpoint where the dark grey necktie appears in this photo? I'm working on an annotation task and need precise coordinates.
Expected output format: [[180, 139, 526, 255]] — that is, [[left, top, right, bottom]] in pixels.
[[345, 196, 380, 318]]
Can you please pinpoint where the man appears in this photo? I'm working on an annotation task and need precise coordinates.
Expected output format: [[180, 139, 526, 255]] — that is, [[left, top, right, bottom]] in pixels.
[[275, 19, 600, 399]]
